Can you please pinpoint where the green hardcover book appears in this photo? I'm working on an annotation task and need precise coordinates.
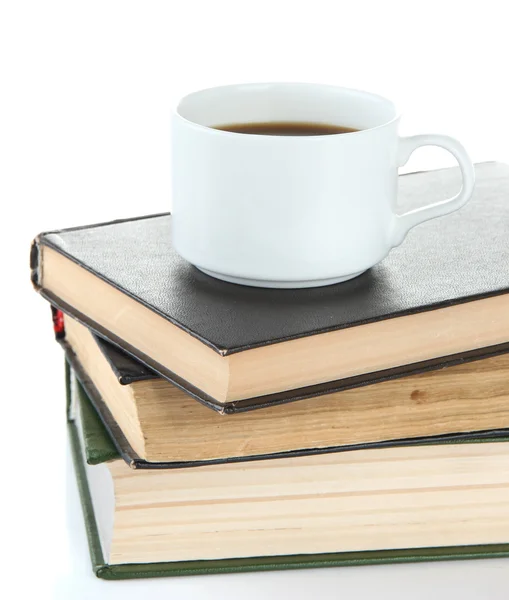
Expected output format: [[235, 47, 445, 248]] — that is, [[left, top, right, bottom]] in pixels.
[[67, 363, 509, 580]]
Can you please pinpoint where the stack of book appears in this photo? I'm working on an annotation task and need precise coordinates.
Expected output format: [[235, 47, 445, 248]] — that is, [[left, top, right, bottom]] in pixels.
[[31, 163, 509, 580]]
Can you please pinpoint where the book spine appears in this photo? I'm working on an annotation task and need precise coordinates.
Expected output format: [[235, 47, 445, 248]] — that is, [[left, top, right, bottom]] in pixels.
[[30, 238, 41, 288]]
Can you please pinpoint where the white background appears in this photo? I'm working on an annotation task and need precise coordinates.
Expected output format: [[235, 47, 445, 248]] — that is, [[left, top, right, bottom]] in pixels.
[[1, 1, 508, 598]]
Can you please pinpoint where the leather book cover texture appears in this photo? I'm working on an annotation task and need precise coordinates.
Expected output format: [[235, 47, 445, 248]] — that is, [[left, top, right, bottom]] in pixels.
[[35, 162, 509, 411], [67, 363, 509, 579], [94, 331, 156, 385]]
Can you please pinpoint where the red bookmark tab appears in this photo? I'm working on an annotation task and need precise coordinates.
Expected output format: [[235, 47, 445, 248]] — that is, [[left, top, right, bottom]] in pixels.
[[51, 307, 65, 338]]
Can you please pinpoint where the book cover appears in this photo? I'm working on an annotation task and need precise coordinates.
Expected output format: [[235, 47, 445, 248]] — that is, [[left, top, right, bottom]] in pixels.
[[34, 163, 509, 412]]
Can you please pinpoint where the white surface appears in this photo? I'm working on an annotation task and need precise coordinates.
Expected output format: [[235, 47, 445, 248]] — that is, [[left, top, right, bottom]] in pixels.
[[172, 83, 474, 286], [1, 0, 508, 598]]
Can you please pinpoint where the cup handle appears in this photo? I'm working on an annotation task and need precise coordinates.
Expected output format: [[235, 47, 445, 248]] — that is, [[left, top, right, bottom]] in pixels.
[[392, 134, 475, 246]]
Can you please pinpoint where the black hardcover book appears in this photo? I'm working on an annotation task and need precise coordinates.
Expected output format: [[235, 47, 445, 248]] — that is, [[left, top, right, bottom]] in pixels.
[[32, 163, 509, 412]]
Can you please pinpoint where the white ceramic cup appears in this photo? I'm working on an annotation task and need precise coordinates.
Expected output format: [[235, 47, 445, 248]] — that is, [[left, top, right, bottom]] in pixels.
[[171, 83, 475, 288]]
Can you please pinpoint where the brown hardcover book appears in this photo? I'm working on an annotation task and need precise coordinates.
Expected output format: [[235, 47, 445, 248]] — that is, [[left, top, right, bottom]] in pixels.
[[32, 162, 509, 412], [62, 314, 509, 466]]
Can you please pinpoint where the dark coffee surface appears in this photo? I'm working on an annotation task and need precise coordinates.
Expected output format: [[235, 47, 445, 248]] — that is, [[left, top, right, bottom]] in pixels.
[[213, 121, 358, 136]]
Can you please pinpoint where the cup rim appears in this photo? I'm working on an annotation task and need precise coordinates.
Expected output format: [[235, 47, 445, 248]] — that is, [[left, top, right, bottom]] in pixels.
[[174, 82, 401, 138]]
